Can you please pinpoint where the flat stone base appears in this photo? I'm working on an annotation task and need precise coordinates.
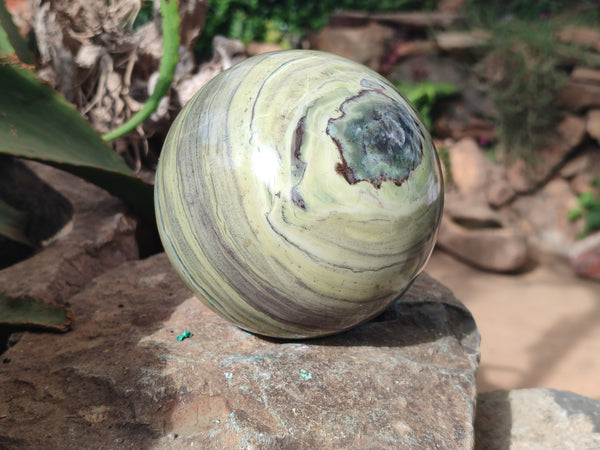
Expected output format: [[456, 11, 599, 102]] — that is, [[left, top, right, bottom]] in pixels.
[[475, 388, 600, 449], [0, 254, 480, 448]]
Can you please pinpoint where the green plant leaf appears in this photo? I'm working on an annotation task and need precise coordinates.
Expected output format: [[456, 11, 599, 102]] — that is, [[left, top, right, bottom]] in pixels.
[[585, 207, 600, 234], [102, 0, 180, 141], [0, 293, 73, 332], [0, 20, 12, 55], [0, 0, 34, 64], [0, 197, 34, 246], [0, 56, 154, 224], [567, 207, 583, 222], [578, 191, 595, 208], [395, 81, 457, 130]]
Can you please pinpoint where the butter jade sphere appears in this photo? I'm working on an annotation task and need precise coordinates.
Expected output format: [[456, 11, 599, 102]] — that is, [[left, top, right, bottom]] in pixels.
[[155, 50, 443, 339]]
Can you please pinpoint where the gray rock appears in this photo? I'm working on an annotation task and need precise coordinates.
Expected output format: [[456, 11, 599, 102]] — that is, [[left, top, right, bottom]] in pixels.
[[561, 151, 591, 179], [570, 231, 600, 282], [393, 54, 468, 86], [0, 253, 480, 449], [506, 115, 587, 193], [309, 21, 396, 71], [448, 137, 489, 201], [587, 109, 600, 145], [435, 31, 489, 53], [390, 40, 437, 60], [486, 163, 516, 209], [558, 68, 600, 111], [557, 27, 600, 52], [510, 178, 580, 256], [0, 157, 72, 248], [327, 11, 461, 30], [564, 145, 600, 195], [433, 104, 497, 143], [475, 388, 600, 449], [436, 204, 529, 273], [0, 161, 138, 304]]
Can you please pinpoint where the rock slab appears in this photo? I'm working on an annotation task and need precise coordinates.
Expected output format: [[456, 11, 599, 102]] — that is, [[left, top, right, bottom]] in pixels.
[[0, 253, 480, 449], [0, 161, 138, 304], [437, 203, 529, 273], [475, 388, 600, 449], [571, 231, 600, 282]]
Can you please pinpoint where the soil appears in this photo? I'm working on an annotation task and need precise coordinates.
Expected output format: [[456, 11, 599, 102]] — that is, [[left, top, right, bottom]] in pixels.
[[426, 249, 600, 401]]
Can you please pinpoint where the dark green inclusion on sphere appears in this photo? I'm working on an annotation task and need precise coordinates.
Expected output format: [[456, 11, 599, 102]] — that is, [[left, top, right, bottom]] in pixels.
[[327, 89, 423, 188]]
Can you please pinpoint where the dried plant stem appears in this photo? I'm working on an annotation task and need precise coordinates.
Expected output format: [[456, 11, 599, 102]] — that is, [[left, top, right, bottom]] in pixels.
[[102, 0, 180, 142]]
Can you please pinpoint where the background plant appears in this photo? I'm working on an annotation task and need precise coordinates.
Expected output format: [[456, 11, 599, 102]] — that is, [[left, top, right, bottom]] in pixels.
[[465, 1, 600, 164], [462, 0, 599, 27], [478, 19, 567, 164], [0, 0, 162, 329], [195, 0, 438, 58], [0, 0, 159, 261], [395, 81, 457, 131], [568, 178, 600, 238]]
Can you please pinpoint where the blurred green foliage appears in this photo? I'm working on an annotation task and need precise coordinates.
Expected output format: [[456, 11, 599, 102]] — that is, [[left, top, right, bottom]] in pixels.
[[462, 0, 599, 26], [568, 178, 600, 238], [465, 0, 598, 164], [133, 0, 155, 29], [464, 1, 599, 165], [478, 19, 568, 164], [196, 0, 438, 58], [395, 81, 456, 131], [0, 0, 33, 63]]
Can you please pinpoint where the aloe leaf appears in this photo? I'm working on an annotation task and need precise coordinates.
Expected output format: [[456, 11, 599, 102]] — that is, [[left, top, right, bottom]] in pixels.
[[0, 197, 34, 247], [0, 0, 34, 64], [0, 293, 72, 332], [0, 18, 12, 55], [103, 0, 181, 141], [0, 56, 154, 224]]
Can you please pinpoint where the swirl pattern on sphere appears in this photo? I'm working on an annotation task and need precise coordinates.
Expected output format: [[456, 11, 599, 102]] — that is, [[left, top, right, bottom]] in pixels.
[[155, 50, 443, 338]]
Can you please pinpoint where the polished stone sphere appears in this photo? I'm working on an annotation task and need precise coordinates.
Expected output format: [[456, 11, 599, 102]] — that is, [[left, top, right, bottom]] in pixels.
[[155, 50, 443, 338]]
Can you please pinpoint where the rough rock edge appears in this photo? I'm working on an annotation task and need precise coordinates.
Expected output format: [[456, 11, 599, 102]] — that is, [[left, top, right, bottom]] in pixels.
[[0, 161, 139, 305], [475, 388, 600, 449], [0, 253, 480, 448]]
